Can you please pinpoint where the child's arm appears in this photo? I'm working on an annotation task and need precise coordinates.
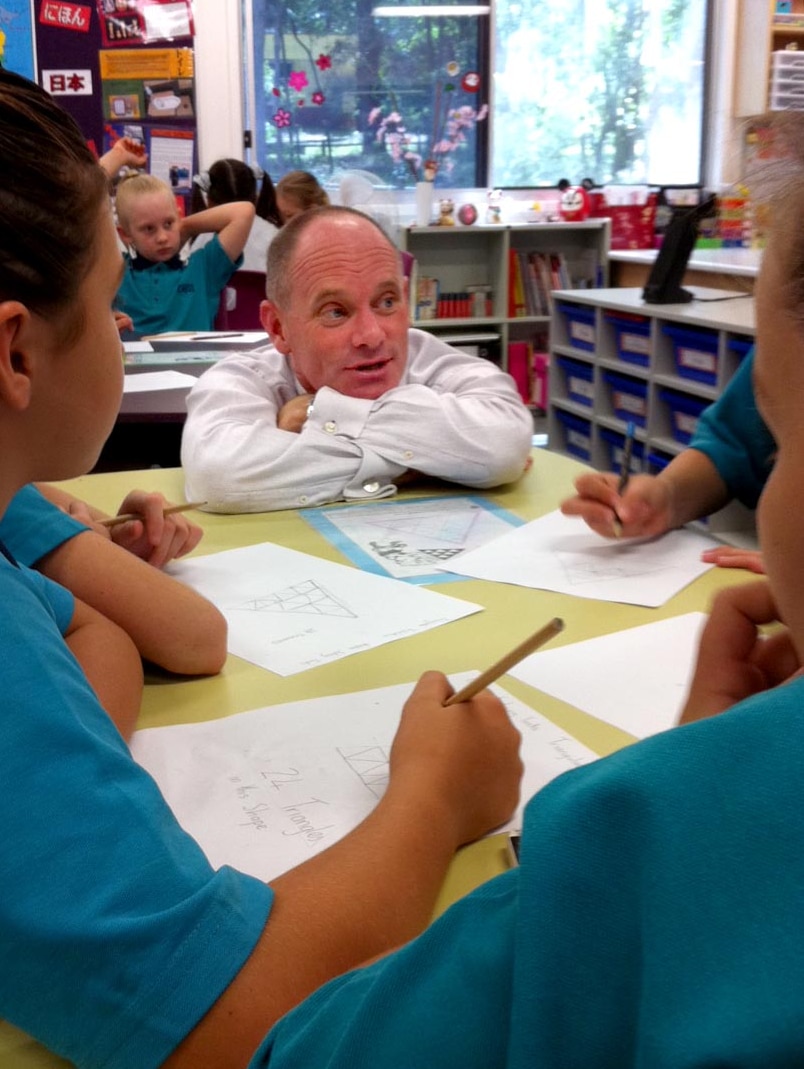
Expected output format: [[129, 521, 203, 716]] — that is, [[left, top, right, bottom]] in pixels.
[[37, 531, 227, 678], [98, 137, 148, 180], [64, 597, 144, 740], [180, 201, 255, 264], [36, 483, 202, 567], [161, 670, 523, 1067]]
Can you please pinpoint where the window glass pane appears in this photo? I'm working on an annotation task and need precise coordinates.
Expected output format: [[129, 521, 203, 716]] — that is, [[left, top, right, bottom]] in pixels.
[[492, 0, 709, 188], [248, 0, 488, 189]]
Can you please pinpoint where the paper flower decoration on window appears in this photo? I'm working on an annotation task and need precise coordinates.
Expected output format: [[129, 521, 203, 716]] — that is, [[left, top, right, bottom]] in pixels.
[[288, 70, 309, 93], [271, 54, 331, 129], [367, 64, 487, 181]]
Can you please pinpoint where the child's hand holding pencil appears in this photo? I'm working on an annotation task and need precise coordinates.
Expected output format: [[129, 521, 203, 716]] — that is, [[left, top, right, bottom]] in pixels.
[[69, 493, 206, 568], [561, 423, 678, 541]]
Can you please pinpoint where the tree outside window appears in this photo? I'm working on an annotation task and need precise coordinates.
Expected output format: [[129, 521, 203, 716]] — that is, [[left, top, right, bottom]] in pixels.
[[248, 0, 486, 188], [492, 0, 709, 187]]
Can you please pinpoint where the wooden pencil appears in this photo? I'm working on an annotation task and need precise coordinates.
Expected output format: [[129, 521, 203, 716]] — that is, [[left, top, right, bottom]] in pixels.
[[99, 501, 207, 528], [443, 617, 565, 706]]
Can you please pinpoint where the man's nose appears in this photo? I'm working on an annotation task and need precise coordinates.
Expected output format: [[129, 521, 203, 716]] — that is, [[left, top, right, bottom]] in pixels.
[[351, 307, 384, 347]]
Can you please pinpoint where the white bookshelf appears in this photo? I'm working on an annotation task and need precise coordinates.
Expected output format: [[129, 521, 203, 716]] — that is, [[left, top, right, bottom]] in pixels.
[[397, 221, 610, 373]]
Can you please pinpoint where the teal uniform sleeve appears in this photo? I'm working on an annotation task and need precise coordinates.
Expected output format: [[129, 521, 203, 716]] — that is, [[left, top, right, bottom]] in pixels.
[[0, 559, 273, 1069], [688, 347, 775, 508], [0, 484, 87, 566]]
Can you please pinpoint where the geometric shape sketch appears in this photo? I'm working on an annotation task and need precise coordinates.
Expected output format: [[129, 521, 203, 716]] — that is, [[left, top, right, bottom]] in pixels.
[[368, 540, 464, 567], [338, 744, 390, 799], [235, 579, 357, 618], [361, 506, 481, 546]]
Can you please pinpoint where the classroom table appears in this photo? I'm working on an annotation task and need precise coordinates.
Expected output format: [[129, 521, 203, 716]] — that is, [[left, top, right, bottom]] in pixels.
[[0, 451, 753, 1067]]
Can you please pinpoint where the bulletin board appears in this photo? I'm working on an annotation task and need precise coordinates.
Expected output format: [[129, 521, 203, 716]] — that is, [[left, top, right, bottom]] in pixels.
[[2, 1, 197, 204]]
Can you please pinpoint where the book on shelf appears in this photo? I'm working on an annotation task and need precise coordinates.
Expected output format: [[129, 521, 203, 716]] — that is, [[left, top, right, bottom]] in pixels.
[[508, 250, 574, 317], [508, 248, 527, 318], [416, 276, 439, 320], [507, 340, 534, 404]]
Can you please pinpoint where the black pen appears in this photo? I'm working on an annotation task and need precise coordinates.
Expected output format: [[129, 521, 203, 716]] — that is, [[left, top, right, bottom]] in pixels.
[[612, 420, 636, 538]]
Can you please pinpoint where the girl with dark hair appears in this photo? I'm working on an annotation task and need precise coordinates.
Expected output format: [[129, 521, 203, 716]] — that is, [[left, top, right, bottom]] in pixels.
[[193, 157, 281, 272]]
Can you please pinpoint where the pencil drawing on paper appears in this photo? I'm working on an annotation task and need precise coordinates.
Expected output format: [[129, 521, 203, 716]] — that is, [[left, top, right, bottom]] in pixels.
[[368, 540, 464, 567], [359, 503, 483, 546], [233, 579, 358, 618], [556, 547, 668, 586], [337, 744, 390, 799]]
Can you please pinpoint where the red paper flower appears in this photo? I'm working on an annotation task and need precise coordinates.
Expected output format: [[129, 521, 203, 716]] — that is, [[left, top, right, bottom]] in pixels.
[[315, 53, 332, 71], [272, 87, 281, 97], [312, 91, 325, 106]]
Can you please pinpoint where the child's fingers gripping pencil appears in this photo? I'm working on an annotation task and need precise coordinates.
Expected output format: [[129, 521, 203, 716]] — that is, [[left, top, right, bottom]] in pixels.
[[612, 420, 636, 538], [442, 618, 565, 707], [99, 501, 207, 529]]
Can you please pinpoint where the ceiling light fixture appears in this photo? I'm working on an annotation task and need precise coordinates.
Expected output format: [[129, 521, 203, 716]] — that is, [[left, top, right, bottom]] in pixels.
[[372, 5, 490, 16]]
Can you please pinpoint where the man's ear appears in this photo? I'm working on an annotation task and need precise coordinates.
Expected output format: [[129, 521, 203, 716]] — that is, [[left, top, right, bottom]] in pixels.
[[260, 299, 291, 355], [0, 301, 34, 412]]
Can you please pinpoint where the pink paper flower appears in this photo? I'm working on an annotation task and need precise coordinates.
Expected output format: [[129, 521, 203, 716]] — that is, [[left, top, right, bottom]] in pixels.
[[288, 70, 309, 92], [272, 108, 292, 129]]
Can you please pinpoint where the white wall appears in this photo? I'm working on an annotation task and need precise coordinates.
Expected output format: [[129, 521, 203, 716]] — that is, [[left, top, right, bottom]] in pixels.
[[193, 0, 749, 189]]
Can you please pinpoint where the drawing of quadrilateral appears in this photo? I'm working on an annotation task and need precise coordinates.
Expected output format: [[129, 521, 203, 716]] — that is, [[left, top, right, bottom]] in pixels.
[[338, 744, 390, 799], [232, 579, 357, 618]]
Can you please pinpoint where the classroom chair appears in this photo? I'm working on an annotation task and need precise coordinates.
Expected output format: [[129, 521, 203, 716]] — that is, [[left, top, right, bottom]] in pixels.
[[214, 270, 267, 331]]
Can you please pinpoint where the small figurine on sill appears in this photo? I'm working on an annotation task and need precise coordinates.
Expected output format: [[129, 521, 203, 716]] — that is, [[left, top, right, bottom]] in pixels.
[[486, 188, 503, 224], [423, 158, 439, 182], [438, 198, 456, 226]]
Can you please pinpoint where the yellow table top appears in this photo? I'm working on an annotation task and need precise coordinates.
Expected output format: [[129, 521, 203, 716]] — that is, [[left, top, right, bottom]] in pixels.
[[0, 451, 752, 1066], [56, 454, 751, 887]]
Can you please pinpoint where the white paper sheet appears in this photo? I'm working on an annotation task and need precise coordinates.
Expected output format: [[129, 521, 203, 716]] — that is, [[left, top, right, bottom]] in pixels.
[[122, 370, 198, 392], [130, 676, 598, 882], [510, 612, 707, 738], [442, 509, 717, 607], [166, 542, 482, 675]]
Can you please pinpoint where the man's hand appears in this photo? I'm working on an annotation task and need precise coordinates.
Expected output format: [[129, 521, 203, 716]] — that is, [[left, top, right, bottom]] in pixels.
[[679, 581, 800, 726], [277, 393, 315, 433]]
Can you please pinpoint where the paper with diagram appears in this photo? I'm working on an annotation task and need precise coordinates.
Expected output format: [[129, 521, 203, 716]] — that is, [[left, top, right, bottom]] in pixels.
[[510, 612, 707, 738], [166, 541, 481, 675], [302, 495, 523, 583], [442, 509, 717, 607], [130, 674, 598, 883]]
